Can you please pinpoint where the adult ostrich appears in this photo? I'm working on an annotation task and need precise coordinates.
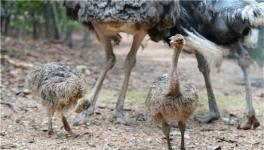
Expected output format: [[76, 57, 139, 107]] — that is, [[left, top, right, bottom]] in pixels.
[[167, 0, 264, 129], [63, 0, 222, 125], [63, 0, 180, 125]]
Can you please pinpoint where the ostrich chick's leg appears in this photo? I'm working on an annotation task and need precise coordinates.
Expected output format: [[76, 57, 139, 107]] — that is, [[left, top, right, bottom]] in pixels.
[[236, 42, 260, 130], [61, 112, 78, 137], [162, 121, 172, 150], [73, 25, 115, 126], [114, 31, 146, 124], [178, 121, 186, 150], [47, 108, 55, 136], [194, 53, 220, 123]]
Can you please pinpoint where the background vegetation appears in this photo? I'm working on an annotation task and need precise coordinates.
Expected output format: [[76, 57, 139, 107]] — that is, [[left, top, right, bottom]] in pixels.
[[0, 0, 89, 48]]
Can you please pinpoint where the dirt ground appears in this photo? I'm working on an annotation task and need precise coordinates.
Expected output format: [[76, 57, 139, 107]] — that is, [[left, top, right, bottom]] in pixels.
[[1, 35, 264, 150]]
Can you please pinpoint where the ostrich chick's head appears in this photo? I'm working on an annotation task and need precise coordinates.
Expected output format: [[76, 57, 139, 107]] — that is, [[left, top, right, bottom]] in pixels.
[[169, 34, 185, 50], [75, 97, 90, 113]]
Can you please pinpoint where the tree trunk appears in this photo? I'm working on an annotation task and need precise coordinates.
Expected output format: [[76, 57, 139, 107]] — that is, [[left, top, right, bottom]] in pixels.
[[51, 2, 63, 41], [1, 15, 10, 36], [1, 6, 11, 36], [31, 13, 40, 39], [44, 2, 52, 39], [82, 31, 90, 48], [65, 23, 73, 48], [13, 15, 21, 38]]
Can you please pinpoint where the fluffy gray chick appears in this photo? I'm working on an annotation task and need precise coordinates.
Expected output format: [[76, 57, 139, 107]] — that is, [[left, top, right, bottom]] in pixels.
[[26, 62, 90, 136]]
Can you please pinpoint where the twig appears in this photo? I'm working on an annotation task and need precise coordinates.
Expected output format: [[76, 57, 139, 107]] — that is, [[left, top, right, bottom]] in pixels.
[[0, 54, 33, 68], [0, 101, 17, 112], [217, 137, 237, 143], [200, 128, 227, 132]]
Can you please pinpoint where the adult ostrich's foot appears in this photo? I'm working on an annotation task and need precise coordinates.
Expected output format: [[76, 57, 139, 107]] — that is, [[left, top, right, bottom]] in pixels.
[[237, 115, 260, 130], [195, 52, 220, 123], [194, 111, 220, 123], [114, 109, 130, 125]]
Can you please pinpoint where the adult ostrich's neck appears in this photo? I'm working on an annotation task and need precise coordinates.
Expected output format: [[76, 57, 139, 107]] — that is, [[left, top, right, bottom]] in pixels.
[[167, 44, 183, 97]]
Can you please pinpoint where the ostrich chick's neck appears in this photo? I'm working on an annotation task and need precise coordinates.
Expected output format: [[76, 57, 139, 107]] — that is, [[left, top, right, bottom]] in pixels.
[[167, 45, 182, 97]]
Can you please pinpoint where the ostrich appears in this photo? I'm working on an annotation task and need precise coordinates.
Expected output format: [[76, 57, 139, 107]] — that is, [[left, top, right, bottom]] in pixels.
[[26, 62, 90, 136], [145, 34, 198, 150], [167, 0, 264, 129], [63, 0, 222, 125], [63, 0, 181, 125]]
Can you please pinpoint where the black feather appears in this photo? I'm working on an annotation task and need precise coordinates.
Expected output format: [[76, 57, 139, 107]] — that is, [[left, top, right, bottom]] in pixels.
[[166, 0, 264, 46]]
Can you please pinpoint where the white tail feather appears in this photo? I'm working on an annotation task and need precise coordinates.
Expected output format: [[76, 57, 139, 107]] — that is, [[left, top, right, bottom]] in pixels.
[[243, 29, 259, 48], [182, 28, 226, 70], [241, 2, 264, 27]]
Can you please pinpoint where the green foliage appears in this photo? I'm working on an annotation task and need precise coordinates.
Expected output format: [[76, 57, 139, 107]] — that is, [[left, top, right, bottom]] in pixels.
[[1, 0, 79, 37], [196, 90, 264, 114]]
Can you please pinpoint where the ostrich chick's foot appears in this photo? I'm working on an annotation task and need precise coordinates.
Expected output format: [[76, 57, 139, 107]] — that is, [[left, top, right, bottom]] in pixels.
[[48, 130, 54, 137], [72, 109, 93, 126], [194, 111, 220, 123], [114, 110, 130, 125], [237, 115, 260, 130]]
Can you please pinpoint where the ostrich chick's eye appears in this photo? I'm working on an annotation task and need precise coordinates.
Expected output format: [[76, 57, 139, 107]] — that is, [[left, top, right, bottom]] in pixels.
[[175, 38, 184, 44], [83, 101, 90, 109]]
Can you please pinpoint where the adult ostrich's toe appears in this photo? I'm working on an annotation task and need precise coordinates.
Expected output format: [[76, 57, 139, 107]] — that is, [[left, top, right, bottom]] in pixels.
[[252, 117, 260, 129], [114, 109, 131, 125], [237, 115, 260, 130], [194, 111, 220, 123]]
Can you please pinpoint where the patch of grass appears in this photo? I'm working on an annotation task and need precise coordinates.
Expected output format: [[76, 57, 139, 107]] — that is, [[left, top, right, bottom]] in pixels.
[[196, 90, 264, 115], [97, 88, 148, 104], [86, 88, 263, 115]]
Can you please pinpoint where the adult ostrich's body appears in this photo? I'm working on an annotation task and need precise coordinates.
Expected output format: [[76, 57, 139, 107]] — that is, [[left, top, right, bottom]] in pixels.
[[168, 0, 264, 129], [63, 0, 180, 125]]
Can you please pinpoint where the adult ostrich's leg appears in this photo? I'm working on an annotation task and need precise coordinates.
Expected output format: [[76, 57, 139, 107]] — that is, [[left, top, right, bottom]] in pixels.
[[73, 26, 115, 126], [114, 31, 146, 124], [236, 42, 260, 130], [194, 53, 220, 123]]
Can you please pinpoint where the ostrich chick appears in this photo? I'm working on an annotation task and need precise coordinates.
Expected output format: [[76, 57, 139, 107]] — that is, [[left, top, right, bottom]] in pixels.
[[145, 35, 198, 150], [26, 62, 90, 136]]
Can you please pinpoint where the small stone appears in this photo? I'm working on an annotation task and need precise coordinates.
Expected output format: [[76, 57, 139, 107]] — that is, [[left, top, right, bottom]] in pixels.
[[76, 65, 87, 71], [85, 69, 91, 75], [146, 138, 152, 142], [28, 140, 35, 143], [208, 145, 221, 150], [0, 132, 6, 136]]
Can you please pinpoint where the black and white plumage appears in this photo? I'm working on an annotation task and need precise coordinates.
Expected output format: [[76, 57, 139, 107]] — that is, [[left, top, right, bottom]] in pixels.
[[166, 0, 264, 129], [26, 62, 90, 136], [170, 0, 264, 45], [207, 0, 264, 28], [146, 35, 199, 150]]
